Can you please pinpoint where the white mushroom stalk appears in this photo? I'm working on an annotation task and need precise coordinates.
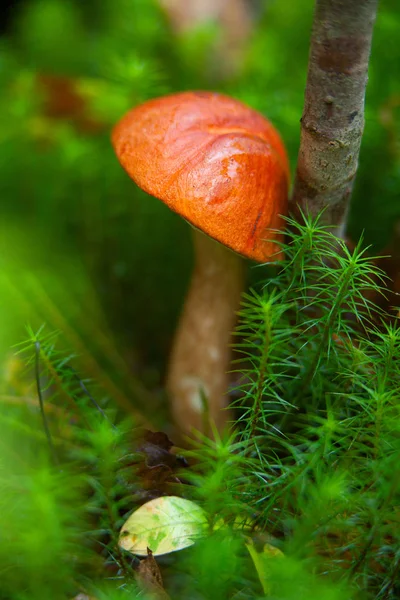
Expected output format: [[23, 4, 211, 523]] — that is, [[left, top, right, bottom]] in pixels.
[[167, 229, 244, 434]]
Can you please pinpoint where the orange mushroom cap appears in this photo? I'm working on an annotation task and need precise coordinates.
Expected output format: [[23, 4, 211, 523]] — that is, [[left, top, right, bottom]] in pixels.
[[112, 91, 289, 262]]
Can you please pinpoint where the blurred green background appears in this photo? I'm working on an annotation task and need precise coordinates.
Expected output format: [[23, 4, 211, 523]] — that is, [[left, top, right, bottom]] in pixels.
[[0, 0, 399, 425]]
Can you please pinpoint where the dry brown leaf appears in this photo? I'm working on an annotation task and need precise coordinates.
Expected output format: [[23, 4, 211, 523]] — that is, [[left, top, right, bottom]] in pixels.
[[135, 548, 171, 600], [132, 430, 187, 501]]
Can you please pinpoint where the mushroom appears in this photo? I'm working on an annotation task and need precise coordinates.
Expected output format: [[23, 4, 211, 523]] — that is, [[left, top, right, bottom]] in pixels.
[[112, 91, 289, 435]]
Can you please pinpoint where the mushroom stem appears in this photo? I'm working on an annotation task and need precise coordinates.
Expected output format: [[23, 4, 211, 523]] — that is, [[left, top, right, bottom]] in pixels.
[[166, 228, 245, 435]]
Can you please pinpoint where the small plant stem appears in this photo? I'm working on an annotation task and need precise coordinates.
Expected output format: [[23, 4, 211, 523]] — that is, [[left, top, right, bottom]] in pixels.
[[34, 341, 58, 464], [298, 263, 355, 398], [249, 309, 271, 441], [66, 366, 117, 430], [381, 333, 396, 389], [103, 483, 132, 579], [277, 255, 354, 431], [381, 552, 400, 600], [350, 470, 399, 577]]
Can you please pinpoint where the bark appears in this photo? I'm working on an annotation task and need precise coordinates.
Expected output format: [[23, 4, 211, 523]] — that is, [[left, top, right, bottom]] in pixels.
[[290, 0, 379, 236], [166, 229, 244, 436]]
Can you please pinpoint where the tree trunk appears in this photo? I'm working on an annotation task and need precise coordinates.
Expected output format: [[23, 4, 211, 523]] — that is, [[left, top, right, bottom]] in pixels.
[[290, 0, 379, 236]]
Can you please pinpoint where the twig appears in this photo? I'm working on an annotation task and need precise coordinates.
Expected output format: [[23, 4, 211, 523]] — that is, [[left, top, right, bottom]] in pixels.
[[291, 0, 379, 236]]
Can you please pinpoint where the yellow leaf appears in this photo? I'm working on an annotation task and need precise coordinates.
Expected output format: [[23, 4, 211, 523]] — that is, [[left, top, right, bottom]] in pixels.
[[119, 496, 208, 557], [246, 538, 284, 595]]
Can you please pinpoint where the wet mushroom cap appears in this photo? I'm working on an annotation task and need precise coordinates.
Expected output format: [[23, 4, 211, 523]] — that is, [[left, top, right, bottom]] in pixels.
[[112, 91, 289, 262]]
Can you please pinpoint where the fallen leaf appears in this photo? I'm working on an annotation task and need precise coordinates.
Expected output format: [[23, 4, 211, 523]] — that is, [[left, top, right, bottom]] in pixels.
[[138, 430, 178, 468], [246, 538, 284, 595], [119, 495, 207, 556], [135, 548, 171, 600], [132, 430, 188, 501]]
